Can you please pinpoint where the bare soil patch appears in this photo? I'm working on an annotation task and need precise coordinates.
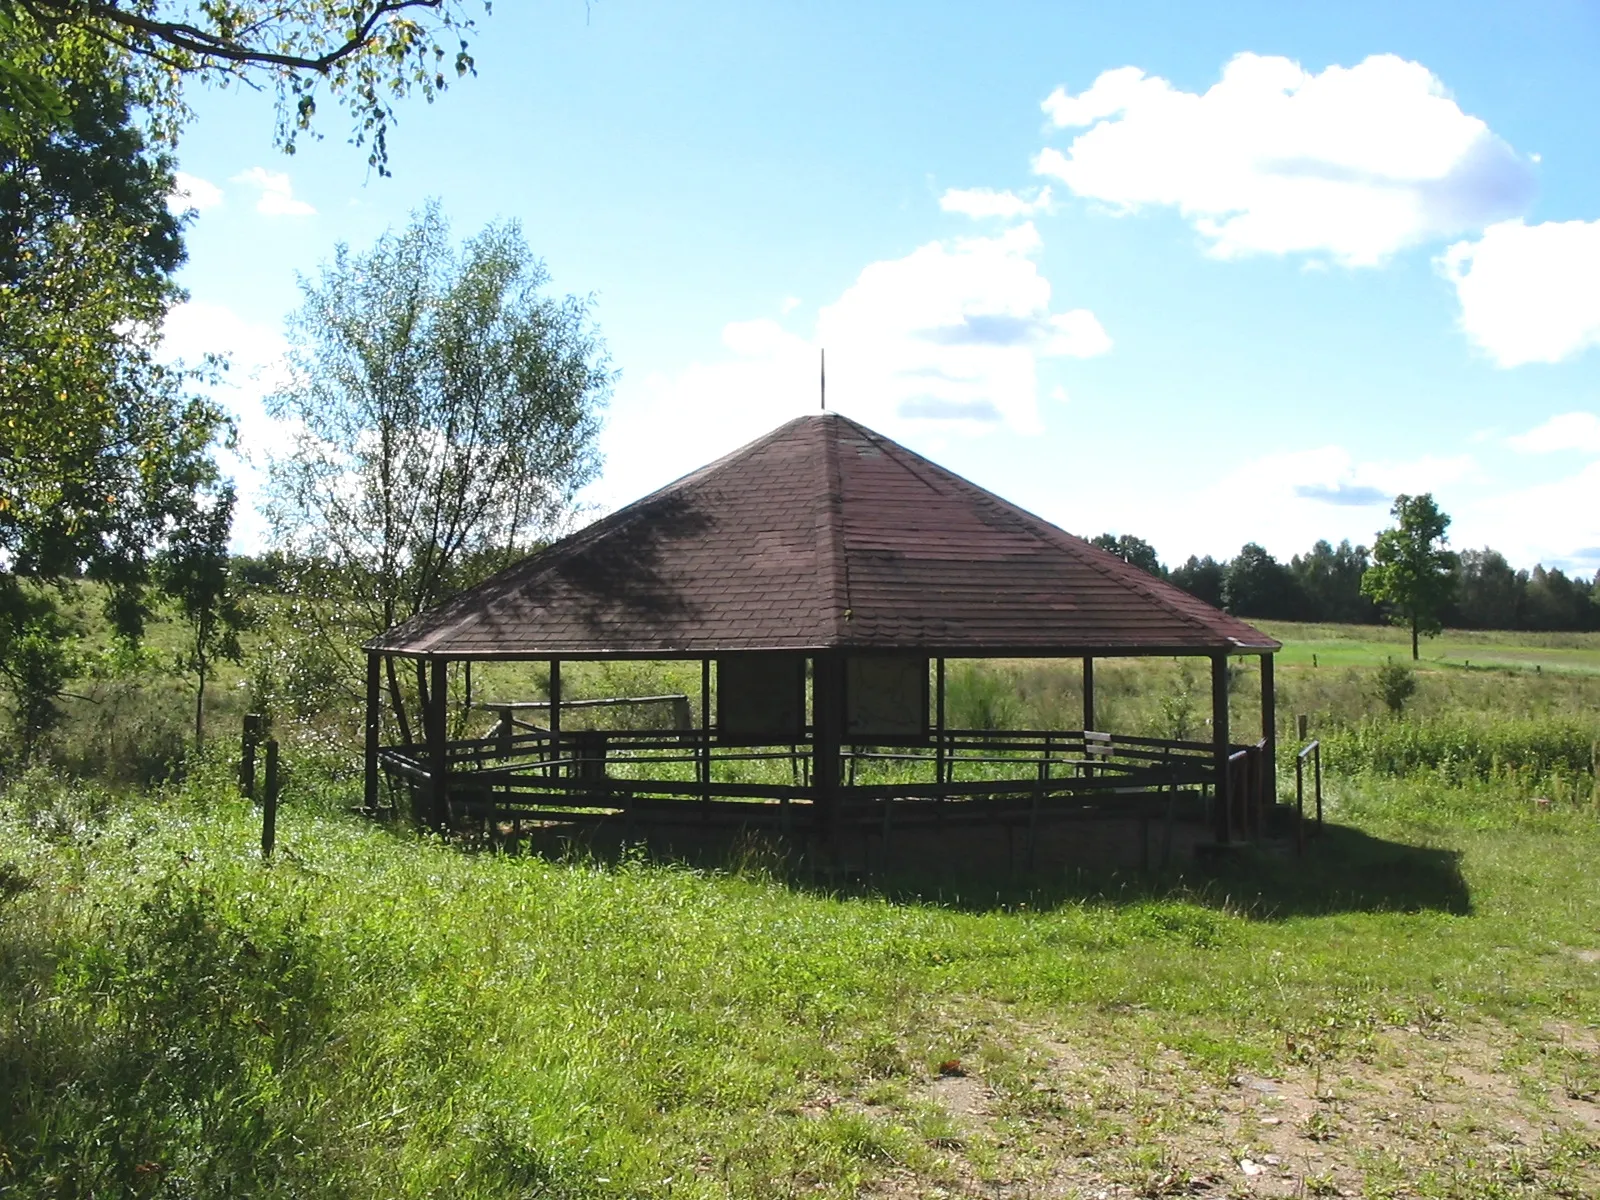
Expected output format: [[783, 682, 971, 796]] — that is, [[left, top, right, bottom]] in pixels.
[[852, 1006, 1599, 1198]]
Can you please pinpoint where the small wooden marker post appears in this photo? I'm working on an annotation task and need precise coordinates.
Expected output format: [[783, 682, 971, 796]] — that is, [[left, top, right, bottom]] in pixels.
[[262, 738, 280, 861], [1297, 714, 1309, 741], [240, 713, 264, 798]]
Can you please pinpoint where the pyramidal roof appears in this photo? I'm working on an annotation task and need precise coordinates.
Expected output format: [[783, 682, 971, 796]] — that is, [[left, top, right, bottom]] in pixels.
[[371, 413, 1278, 658]]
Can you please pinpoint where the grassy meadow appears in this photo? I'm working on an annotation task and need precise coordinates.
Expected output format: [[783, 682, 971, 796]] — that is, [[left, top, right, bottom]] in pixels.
[[2, 609, 1599, 1197]]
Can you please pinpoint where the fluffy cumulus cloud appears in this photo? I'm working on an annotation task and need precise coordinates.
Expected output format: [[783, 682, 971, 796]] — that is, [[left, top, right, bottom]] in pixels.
[[1035, 53, 1534, 266], [939, 185, 1053, 220], [592, 223, 1109, 510], [816, 222, 1109, 428], [1439, 220, 1600, 366], [232, 167, 316, 217], [167, 171, 224, 214], [161, 301, 294, 550], [1508, 411, 1600, 454]]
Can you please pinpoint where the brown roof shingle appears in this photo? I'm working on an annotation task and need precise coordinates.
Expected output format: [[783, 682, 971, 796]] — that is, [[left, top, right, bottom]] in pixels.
[[370, 413, 1279, 657]]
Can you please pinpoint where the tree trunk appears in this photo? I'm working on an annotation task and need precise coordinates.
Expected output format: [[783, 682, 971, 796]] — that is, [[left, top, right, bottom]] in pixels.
[[385, 654, 414, 747], [194, 664, 206, 744], [1411, 615, 1420, 661]]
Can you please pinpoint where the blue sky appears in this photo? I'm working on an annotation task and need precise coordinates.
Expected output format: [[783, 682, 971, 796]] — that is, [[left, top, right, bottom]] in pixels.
[[161, 0, 1600, 573]]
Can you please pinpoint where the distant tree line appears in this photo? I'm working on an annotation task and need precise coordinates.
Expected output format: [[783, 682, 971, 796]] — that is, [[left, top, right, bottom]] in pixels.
[[1090, 533, 1600, 633]]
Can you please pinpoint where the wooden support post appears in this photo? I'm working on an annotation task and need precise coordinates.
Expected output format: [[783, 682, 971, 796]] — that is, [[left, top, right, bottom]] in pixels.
[[1211, 653, 1230, 843], [240, 712, 263, 798], [364, 652, 380, 812], [429, 657, 448, 831], [700, 657, 712, 816], [262, 738, 279, 860], [812, 652, 843, 840], [934, 657, 946, 790], [1082, 656, 1097, 781], [1314, 743, 1323, 831], [1295, 749, 1305, 856], [548, 658, 562, 784], [1260, 652, 1277, 812]]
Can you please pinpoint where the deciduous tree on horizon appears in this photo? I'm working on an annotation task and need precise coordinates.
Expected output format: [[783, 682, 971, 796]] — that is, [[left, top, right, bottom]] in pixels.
[[1090, 532, 1163, 577], [1361, 493, 1457, 660]]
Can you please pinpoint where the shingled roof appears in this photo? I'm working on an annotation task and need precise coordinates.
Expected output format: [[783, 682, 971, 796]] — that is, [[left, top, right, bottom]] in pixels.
[[370, 413, 1279, 658]]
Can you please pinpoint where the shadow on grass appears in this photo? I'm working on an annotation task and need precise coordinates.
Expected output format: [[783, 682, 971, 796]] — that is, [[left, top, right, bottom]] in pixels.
[[478, 814, 1473, 921], [811, 822, 1471, 920]]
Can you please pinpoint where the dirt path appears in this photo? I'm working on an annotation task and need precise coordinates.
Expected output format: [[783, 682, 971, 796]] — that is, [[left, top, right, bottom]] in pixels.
[[846, 1009, 1599, 1198]]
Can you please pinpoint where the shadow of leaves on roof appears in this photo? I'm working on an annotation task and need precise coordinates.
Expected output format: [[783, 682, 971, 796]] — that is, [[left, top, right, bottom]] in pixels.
[[541, 493, 716, 635], [476, 493, 715, 640]]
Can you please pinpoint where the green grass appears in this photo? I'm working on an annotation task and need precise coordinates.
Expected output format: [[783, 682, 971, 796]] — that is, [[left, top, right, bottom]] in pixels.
[[1, 753, 1598, 1197], [7, 610, 1600, 1195], [1261, 621, 1600, 675]]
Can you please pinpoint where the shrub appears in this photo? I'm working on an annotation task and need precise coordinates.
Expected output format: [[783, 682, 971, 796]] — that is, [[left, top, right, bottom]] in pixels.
[[1374, 660, 1417, 714]]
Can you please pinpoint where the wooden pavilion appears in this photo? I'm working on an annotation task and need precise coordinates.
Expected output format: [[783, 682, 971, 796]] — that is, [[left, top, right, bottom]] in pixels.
[[363, 412, 1283, 858]]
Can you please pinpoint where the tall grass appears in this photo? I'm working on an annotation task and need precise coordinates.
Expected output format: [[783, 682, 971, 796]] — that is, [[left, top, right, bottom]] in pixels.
[[1322, 716, 1598, 780]]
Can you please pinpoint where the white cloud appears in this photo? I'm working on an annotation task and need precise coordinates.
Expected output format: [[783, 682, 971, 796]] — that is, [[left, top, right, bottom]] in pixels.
[[780, 296, 801, 314], [1439, 220, 1600, 366], [232, 167, 316, 217], [1035, 53, 1534, 266], [1093, 444, 1475, 564], [817, 222, 1110, 430], [1507, 411, 1600, 454], [1459, 459, 1600, 571], [161, 300, 288, 384], [161, 301, 295, 552], [592, 223, 1109, 510], [939, 185, 1054, 220], [167, 171, 224, 214], [1101, 440, 1600, 574]]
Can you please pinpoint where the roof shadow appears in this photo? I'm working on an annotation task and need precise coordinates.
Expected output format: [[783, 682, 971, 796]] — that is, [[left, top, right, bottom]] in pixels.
[[468, 816, 1471, 921], [800, 822, 1470, 920]]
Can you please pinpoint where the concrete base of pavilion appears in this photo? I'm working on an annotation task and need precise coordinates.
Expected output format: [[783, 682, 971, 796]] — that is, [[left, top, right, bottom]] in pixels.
[[437, 799, 1307, 881]]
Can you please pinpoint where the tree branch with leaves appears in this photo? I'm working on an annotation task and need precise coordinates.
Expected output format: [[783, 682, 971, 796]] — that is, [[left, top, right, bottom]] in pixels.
[[3, 0, 488, 169]]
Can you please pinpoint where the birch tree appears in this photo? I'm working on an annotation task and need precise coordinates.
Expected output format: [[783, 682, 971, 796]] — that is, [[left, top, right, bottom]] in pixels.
[[266, 202, 610, 724]]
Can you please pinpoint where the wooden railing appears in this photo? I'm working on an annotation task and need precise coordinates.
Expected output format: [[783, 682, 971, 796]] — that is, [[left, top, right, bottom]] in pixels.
[[377, 725, 1235, 837], [1295, 740, 1323, 853]]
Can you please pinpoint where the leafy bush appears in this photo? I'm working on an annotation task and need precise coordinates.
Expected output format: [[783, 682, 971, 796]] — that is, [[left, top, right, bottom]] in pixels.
[[1373, 660, 1418, 714], [1157, 659, 1202, 740]]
